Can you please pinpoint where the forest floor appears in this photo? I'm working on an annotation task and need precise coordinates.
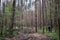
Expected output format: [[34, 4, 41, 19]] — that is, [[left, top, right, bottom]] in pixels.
[[5, 33, 53, 40], [5, 27, 59, 40]]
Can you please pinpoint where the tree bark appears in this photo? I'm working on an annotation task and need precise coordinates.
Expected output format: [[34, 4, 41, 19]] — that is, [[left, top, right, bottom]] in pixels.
[[57, 0, 60, 39], [35, 0, 38, 32], [9, 0, 16, 37], [0, 2, 5, 35]]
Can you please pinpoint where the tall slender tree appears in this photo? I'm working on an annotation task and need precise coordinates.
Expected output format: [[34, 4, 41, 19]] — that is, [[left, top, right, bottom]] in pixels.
[[0, 2, 5, 35], [42, 0, 45, 33], [9, 0, 16, 37], [56, 0, 60, 38], [0, 0, 1, 34], [35, 0, 38, 32]]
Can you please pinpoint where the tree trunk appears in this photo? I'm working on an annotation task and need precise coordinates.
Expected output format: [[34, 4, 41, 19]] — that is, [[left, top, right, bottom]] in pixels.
[[57, 0, 60, 39], [0, 2, 5, 35], [35, 0, 38, 32], [42, 0, 45, 33], [9, 0, 16, 37]]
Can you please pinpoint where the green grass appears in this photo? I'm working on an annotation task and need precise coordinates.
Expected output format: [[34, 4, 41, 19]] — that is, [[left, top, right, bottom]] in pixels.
[[45, 32, 59, 40], [0, 29, 19, 40], [13, 29, 19, 36], [0, 26, 59, 40], [38, 27, 59, 40]]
